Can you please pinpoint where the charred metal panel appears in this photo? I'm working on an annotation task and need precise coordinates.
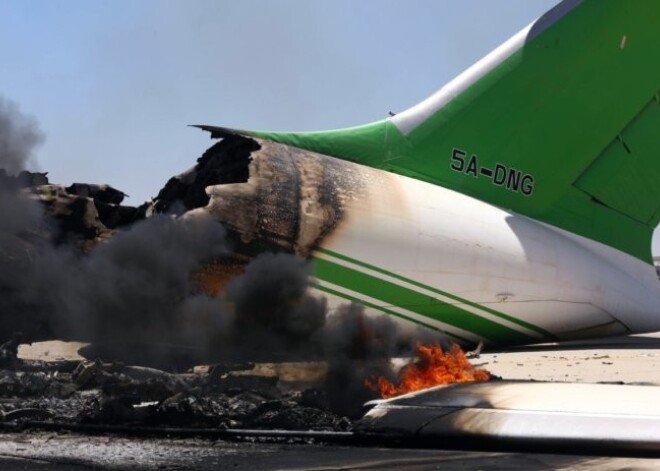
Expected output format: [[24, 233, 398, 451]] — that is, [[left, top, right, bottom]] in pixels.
[[183, 136, 370, 257], [152, 135, 258, 214]]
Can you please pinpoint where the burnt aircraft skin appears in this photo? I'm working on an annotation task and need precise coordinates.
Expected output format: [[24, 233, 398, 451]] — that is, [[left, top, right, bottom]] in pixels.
[[179, 134, 391, 259], [151, 135, 258, 216]]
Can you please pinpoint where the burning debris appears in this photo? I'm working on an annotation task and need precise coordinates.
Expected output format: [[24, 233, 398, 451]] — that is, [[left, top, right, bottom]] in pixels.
[[366, 344, 491, 399], [0, 342, 490, 435], [0, 342, 489, 433]]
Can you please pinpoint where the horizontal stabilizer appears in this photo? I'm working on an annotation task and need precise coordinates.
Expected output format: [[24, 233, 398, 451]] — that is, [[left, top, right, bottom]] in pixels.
[[357, 380, 660, 454], [190, 124, 252, 139]]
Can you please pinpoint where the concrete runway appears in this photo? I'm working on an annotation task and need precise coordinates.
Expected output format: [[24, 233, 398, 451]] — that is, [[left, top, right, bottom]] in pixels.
[[8, 333, 660, 470], [481, 332, 660, 385], [0, 432, 659, 470]]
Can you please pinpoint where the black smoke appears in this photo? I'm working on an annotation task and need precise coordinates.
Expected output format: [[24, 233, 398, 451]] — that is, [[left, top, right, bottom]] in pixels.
[[0, 97, 448, 417], [0, 97, 44, 236], [27, 213, 229, 345], [320, 303, 444, 417], [0, 97, 42, 175], [0, 98, 231, 349], [226, 253, 326, 347], [0, 97, 47, 337]]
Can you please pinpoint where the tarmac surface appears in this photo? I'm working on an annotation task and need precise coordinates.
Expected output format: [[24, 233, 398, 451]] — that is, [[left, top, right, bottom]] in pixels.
[[1, 432, 660, 470], [7, 333, 660, 470], [481, 333, 660, 385]]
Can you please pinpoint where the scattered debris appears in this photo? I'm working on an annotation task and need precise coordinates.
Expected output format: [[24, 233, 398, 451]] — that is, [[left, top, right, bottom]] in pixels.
[[466, 341, 484, 359], [0, 332, 22, 368], [2, 169, 141, 249], [0, 356, 353, 432]]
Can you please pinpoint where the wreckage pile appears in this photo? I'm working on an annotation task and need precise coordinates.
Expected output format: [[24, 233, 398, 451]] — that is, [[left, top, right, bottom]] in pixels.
[[0, 160, 362, 430], [0, 168, 140, 246], [0, 341, 492, 434], [0, 344, 353, 432]]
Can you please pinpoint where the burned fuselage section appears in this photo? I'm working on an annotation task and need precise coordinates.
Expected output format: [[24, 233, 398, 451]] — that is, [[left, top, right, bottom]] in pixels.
[[162, 134, 369, 259], [175, 130, 660, 347]]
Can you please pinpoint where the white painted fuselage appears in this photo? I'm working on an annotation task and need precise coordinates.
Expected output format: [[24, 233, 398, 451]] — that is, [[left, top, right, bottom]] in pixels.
[[313, 166, 660, 345]]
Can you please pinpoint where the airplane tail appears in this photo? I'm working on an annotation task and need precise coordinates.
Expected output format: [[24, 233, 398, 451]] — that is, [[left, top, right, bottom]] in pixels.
[[199, 0, 660, 263]]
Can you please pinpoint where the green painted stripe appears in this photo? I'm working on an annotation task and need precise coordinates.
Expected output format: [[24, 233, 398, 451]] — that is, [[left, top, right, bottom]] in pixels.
[[314, 283, 469, 344], [314, 257, 536, 344], [317, 247, 554, 339]]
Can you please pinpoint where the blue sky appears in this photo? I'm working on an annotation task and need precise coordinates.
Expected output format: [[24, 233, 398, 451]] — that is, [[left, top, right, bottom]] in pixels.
[[5, 1, 658, 251], [1, 0, 557, 198]]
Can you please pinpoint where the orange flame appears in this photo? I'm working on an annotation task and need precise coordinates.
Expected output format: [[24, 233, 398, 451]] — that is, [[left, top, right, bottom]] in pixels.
[[192, 262, 245, 297], [365, 343, 490, 399]]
